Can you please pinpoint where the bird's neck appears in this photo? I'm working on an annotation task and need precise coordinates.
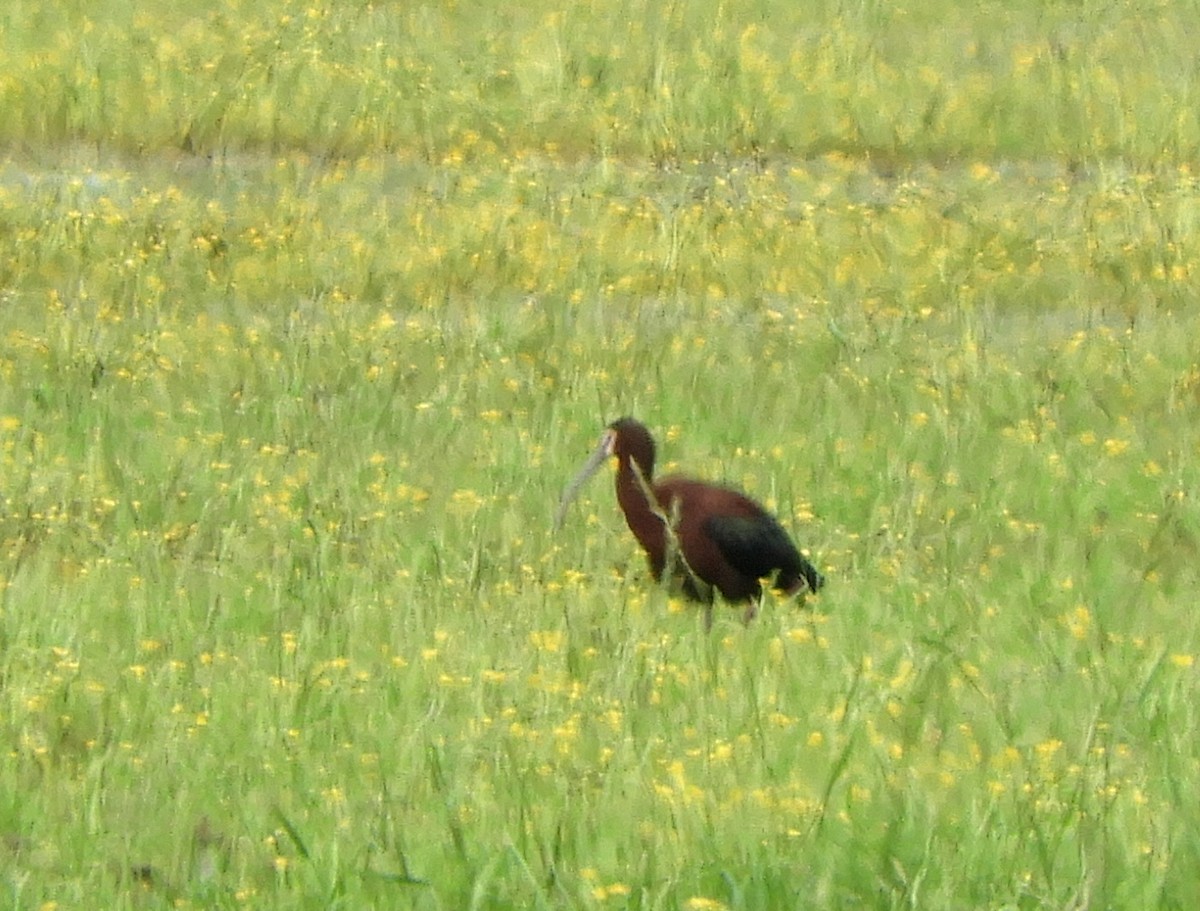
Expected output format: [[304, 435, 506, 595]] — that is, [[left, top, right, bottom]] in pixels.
[[616, 457, 659, 526]]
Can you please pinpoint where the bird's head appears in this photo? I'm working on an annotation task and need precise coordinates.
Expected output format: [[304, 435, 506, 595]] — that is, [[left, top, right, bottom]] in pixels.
[[605, 417, 656, 477], [553, 417, 656, 530]]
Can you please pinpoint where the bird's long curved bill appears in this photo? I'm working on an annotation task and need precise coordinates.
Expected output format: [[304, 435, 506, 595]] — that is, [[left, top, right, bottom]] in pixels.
[[553, 440, 610, 531]]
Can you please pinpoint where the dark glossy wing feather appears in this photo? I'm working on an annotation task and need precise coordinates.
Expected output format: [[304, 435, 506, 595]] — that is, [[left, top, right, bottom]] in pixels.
[[703, 513, 799, 578], [703, 513, 824, 594]]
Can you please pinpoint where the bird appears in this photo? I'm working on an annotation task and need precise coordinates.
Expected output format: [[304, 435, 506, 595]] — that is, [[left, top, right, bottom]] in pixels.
[[554, 417, 824, 627]]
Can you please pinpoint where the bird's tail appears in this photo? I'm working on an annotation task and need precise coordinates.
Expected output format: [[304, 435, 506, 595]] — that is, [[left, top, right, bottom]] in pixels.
[[778, 556, 825, 598]]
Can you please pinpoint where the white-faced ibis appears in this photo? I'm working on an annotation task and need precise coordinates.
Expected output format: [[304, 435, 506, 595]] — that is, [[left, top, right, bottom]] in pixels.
[[555, 417, 824, 627]]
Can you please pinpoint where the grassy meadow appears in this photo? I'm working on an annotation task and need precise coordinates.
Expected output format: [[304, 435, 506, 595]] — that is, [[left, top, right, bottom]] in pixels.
[[3, 0, 1200, 908]]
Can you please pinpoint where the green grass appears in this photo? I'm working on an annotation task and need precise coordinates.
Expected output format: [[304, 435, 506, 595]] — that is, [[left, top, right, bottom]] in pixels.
[[3, 1, 1200, 908], [4, 0, 1200, 162]]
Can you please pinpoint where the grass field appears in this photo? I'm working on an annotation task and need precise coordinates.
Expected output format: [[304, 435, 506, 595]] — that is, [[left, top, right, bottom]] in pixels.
[[3, 1, 1200, 908]]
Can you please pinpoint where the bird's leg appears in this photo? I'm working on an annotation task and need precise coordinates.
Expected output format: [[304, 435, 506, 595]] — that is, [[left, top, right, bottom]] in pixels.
[[698, 583, 715, 631], [742, 599, 759, 625], [742, 585, 767, 625]]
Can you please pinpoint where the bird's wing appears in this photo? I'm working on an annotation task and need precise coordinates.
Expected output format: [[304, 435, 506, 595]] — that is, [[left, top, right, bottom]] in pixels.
[[702, 513, 801, 581]]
